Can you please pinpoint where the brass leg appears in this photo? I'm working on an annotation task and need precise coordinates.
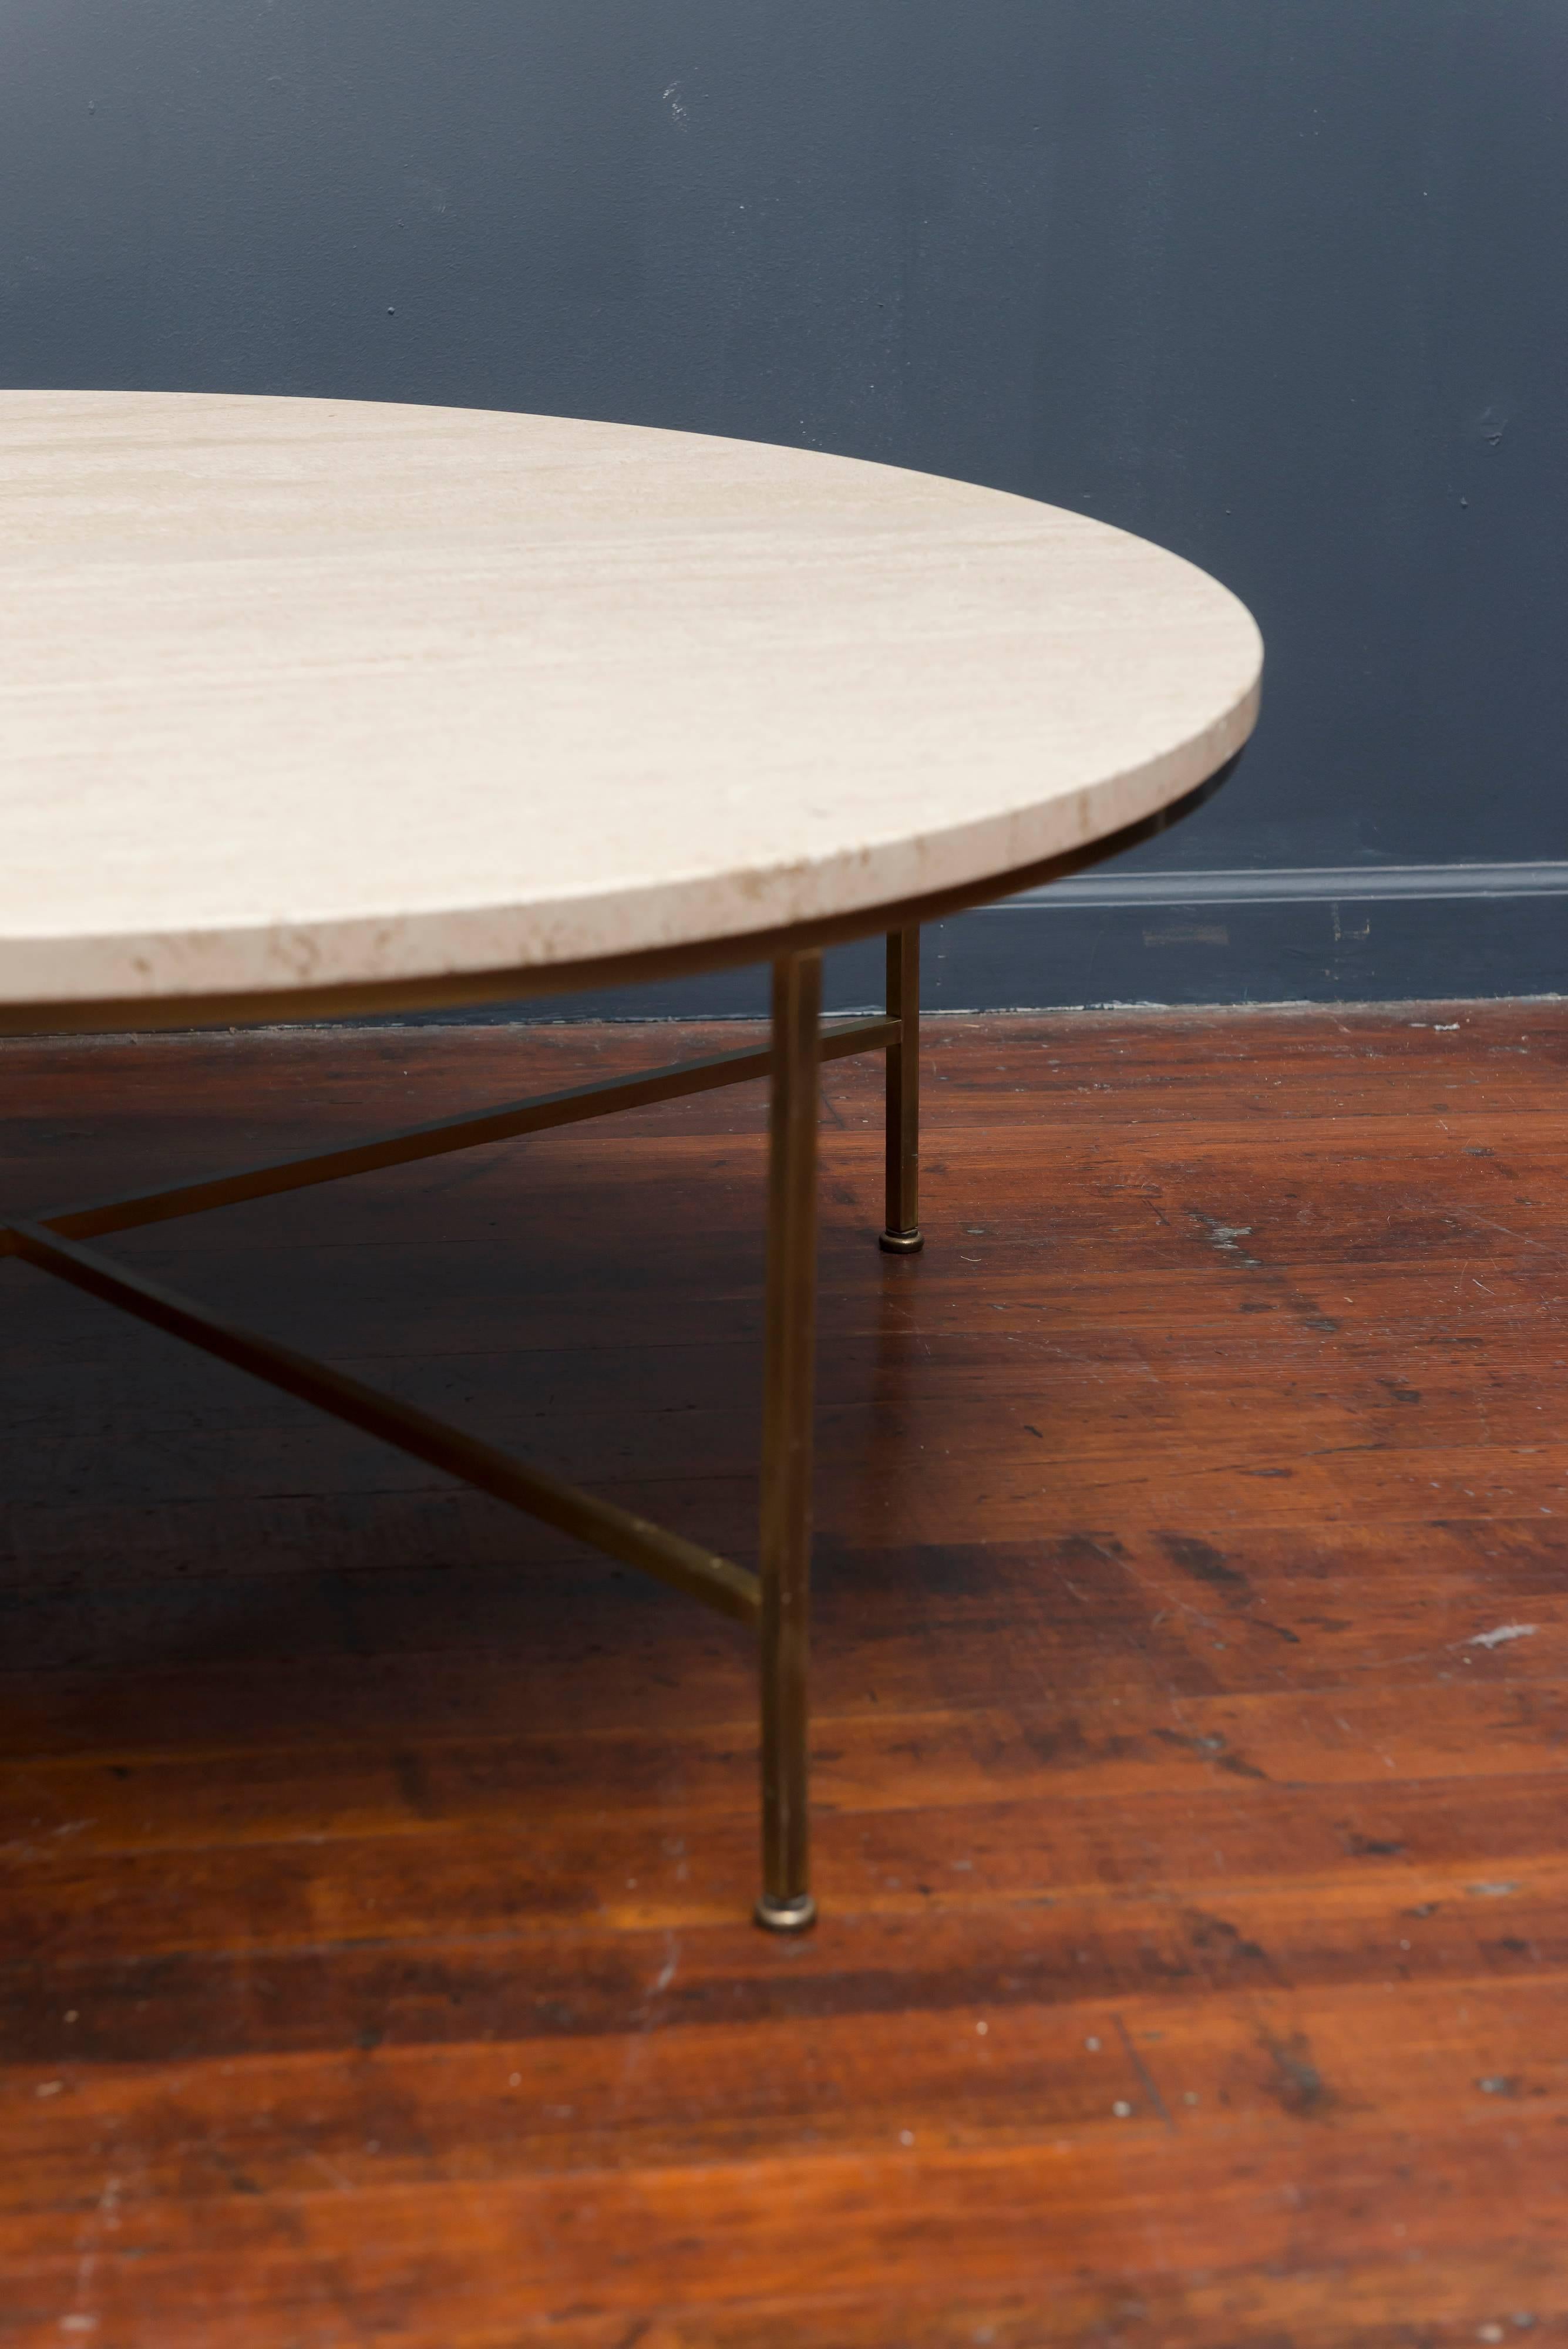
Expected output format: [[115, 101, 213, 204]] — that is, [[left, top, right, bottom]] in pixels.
[[755, 950, 822, 1933], [879, 926, 924, 1253]]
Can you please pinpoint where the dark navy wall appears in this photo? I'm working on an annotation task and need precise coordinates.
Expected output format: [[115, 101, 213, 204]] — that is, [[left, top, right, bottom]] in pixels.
[[4, 2, 1564, 1005]]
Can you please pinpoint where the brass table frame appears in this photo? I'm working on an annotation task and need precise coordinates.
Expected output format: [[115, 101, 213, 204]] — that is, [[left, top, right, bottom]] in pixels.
[[1, 934, 918, 1935], [0, 766, 1234, 1931]]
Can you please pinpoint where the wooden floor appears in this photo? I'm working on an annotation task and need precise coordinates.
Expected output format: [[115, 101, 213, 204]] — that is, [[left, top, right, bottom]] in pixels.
[[2, 1004, 1566, 2348]]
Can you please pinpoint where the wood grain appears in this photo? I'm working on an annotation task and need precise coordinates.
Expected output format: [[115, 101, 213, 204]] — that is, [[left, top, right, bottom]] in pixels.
[[2, 1003, 1566, 2345]]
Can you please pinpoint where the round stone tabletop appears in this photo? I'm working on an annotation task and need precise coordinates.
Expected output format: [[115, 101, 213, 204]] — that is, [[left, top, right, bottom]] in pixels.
[[0, 392, 1261, 1021]]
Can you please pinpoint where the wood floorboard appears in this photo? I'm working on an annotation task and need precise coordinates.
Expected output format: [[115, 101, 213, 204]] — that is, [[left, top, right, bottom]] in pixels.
[[2, 1004, 1566, 2345]]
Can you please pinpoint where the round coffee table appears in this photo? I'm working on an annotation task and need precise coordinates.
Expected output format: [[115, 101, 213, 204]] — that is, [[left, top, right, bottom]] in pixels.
[[0, 391, 1263, 1928]]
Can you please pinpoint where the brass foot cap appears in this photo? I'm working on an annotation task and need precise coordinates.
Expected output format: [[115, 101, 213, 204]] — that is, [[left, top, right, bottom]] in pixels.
[[879, 1228, 924, 1255], [754, 1890, 817, 1934]]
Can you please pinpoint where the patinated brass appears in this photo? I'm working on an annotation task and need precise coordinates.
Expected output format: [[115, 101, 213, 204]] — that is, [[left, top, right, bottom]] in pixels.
[[0, 977, 915, 1925], [755, 952, 823, 1932], [11, 1218, 761, 1625], [880, 926, 923, 1253], [6, 1017, 897, 1252]]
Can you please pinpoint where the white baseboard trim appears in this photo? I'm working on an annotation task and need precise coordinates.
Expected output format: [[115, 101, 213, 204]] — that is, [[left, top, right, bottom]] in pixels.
[[1000, 861, 1568, 909]]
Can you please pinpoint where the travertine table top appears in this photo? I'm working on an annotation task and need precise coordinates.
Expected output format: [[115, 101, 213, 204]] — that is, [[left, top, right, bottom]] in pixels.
[[0, 392, 1261, 1016]]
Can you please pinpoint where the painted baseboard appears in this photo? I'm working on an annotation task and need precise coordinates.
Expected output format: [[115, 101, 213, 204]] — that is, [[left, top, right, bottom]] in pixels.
[[372, 863, 1567, 1024], [1004, 861, 1568, 908], [936, 861, 1568, 1010]]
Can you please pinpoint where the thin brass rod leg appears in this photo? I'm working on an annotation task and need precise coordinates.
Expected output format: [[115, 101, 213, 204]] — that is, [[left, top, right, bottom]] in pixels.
[[879, 927, 924, 1254], [755, 950, 822, 1934]]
